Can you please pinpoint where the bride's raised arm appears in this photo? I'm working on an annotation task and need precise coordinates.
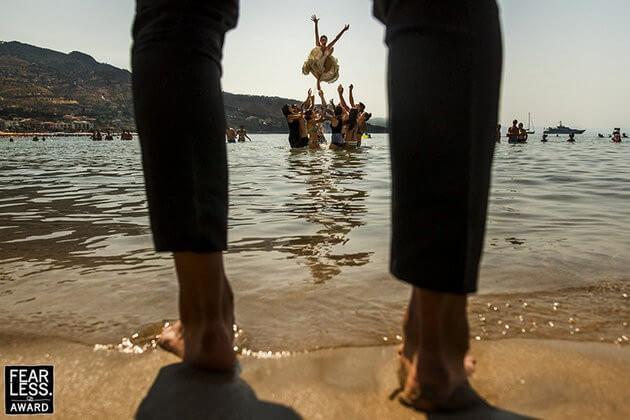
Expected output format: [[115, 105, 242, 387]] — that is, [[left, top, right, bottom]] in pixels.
[[328, 24, 350, 49], [311, 15, 320, 46]]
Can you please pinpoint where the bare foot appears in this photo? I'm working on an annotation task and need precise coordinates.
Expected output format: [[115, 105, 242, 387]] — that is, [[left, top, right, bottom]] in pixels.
[[158, 320, 185, 358], [158, 253, 237, 371], [396, 288, 483, 412], [397, 346, 475, 389], [158, 306, 236, 371]]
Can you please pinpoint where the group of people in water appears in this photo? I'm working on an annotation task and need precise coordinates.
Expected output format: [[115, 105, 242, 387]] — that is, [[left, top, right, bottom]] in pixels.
[[496, 120, 529, 144], [282, 84, 371, 150], [91, 130, 133, 141], [604, 129, 625, 143], [223, 14, 367, 150], [281, 16, 371, 150], [497, 119, 625, 144], [225, 126, 251, 143]]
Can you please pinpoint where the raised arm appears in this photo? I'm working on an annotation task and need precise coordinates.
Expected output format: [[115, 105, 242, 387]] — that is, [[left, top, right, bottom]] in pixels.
[[349, 84, 356, 108], [300, 88, 312, 110], [328, 24, 350, 49], [311, 15, 320, 47], [318, 90, 334, 118], [337, 84, 350, 112], [309, 92, 317, 110], [318, 90, 327, 108]]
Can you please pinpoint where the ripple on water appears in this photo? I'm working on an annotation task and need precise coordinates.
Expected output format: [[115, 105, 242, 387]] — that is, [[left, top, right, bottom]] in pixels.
[[0, 134, 629, 349]]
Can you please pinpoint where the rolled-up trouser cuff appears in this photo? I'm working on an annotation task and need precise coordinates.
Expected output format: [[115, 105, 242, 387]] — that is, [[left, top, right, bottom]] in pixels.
[[384, 0, 502, 294], [132, 1, 234, 252]]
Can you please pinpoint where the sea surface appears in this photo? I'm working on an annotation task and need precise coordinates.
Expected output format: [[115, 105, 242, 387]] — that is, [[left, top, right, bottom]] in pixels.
[[0, 134, 628, 353]]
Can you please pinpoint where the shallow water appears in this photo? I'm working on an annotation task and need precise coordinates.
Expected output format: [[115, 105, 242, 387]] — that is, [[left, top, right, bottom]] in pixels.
[[0, 134, 628, 351]]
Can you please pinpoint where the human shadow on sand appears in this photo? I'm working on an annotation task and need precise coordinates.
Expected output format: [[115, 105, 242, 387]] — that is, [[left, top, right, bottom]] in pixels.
[[136, 363, 301, 420], [391, 385, 533, 420], [425, 399, 534, 420]]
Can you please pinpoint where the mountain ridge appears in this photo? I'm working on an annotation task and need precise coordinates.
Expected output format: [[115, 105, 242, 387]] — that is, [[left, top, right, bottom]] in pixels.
[[0, 41, 386, 133]]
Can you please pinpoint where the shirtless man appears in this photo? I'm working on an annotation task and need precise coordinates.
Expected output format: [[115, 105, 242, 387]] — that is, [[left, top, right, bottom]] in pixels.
[[507, 119, 519, 144], [282, 101, 309, 149], [225, 127, 236, 143], [236, 126, 251, 142], [517, 122, 528, 143]]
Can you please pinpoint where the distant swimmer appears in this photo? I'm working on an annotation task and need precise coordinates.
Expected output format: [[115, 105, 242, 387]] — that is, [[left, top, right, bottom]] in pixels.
[[541, 134, 548, 143], [517, 122, 528, 143], [9, 138, 14, 142], [236, 126, 251, 142], [225, 127, 236, 143], [612, 131, 622, 143], [302, 15, 349, 91], [496, 124, 501, 143], [507, 120, 519, 144], [567, 133, 576, 143]]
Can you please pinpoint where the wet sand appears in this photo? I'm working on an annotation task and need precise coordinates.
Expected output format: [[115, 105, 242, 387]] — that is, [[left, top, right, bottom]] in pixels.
[[1, 333, 628, 419]]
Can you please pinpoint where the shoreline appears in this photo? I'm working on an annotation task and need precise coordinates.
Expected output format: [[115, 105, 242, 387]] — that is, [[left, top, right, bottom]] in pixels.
[[0, 130, 389, 138], [1, 278, 627, 352], [1, 333, 629, 419], [0, 131, 95, 137]]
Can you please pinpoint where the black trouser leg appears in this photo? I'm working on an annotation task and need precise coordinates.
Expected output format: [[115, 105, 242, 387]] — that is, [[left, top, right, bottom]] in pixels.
[[387, 1, 502, 293], [131, 0, 238, 252]]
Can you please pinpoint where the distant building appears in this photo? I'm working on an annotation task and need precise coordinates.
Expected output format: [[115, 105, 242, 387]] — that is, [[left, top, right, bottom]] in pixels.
[[42, 122, 57, 131], [54, 121, 74, 131], [19, 118, 43, 131], [4, 118, 21, 130], [72, 121, 94, 131]]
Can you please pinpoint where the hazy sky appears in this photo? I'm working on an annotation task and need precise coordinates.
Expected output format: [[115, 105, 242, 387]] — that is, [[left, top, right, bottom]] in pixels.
[[1, 0, 629, 128]]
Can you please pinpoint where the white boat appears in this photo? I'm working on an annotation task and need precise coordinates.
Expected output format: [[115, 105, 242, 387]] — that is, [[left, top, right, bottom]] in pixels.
[[526, 112, 535, 134]]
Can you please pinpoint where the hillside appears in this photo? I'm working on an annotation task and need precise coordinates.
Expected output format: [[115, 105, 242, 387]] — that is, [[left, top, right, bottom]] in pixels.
[[0, 41, 386, 133]]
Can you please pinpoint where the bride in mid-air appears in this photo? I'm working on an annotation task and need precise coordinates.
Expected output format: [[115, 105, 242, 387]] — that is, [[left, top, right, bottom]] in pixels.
[[302, 15, 350, 90]]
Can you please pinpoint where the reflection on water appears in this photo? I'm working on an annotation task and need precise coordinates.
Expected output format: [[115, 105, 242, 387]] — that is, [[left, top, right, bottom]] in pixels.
[[286, 151, 371, 282], [229, 150, 372, 283], [0, 134, 629, 350]]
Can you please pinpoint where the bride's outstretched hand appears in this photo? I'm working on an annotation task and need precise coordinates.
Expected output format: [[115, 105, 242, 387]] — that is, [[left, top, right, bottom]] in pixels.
[[343, 24, 350, 31], [311, 15, 319, 23]]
